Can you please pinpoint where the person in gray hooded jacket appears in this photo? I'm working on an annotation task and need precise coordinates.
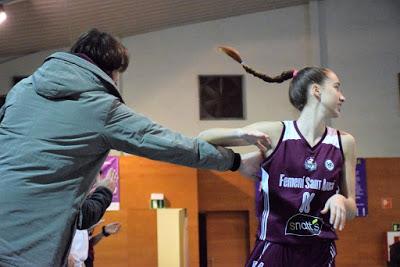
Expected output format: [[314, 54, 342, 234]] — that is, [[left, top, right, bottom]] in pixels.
[[0, 29, 268, 266]]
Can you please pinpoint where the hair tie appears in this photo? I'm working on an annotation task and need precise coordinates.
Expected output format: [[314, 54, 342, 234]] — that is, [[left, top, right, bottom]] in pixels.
[[292, 69, 298, 78]]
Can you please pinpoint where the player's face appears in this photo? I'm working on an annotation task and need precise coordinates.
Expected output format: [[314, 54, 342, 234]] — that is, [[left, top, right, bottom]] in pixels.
[[320, 71, 345, 118]]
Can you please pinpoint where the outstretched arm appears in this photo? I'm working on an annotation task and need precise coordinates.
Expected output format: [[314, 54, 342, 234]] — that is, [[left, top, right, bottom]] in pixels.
[[199, 122, 284, 179], [198, 121, 283, 152], [103, 100, 236, 171], [198, 128, 251, 146]]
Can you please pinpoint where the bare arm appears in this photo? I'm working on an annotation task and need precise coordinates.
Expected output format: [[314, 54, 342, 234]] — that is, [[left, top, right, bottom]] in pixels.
[[90, 222, 121, 246], [198, 128, 248, 146], [198, 121, 283, 152], [341, 132, 357, 220], [89, 232, 104, 247], [198, 122, 283, 179], [321, 132, 357, 230]]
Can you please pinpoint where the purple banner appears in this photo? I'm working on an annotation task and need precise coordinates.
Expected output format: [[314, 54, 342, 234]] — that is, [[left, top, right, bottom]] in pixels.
[[100, 156, 120, 211], [355, 158, 368, 217]]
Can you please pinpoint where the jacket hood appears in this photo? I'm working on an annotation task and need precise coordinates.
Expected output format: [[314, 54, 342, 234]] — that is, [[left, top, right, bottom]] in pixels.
[[31, 52, 124, 103]]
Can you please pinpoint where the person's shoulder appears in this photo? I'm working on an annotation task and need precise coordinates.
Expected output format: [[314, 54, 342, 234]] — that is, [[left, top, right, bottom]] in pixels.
[[339, 131, 355, 145], [244, 121, 284, 147], [244, 121, 283, 134], [84, 88, 121, 105], [338, 130, 355, 155]]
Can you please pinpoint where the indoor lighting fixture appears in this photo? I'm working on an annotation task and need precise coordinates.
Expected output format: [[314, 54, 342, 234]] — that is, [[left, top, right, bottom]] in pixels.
[[0, 4, 6, 24]]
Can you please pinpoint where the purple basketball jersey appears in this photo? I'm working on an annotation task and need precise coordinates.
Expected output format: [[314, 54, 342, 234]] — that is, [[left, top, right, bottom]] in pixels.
[[257, 121, 344, 244]]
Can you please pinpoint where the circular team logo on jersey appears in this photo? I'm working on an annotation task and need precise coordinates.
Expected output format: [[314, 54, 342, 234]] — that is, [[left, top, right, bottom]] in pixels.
[[304, 157, 317, 172], [325, 159, 334, 171]]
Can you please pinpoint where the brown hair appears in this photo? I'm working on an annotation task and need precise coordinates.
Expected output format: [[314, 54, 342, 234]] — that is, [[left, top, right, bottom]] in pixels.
[[219, 46, 330, 111], [71, 28, 129, 75]]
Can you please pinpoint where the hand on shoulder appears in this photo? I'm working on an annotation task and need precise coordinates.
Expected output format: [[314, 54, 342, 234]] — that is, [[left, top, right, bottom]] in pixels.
[[243, 121, 284, 150]]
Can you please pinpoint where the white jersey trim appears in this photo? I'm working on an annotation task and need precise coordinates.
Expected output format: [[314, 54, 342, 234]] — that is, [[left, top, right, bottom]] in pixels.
[[282, 121, 300, 141], [260, 169, 270, 240], [322, 127, 340, 149], [251, 241, 271, 267], [328, 242, 336, 267]]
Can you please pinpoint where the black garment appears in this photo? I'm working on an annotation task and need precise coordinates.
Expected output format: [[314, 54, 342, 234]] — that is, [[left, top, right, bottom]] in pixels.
[[389, 241, 400, 267], [77, 186, 113, 230], [85, 238, 94, 267], [0, 95, 6, 108]]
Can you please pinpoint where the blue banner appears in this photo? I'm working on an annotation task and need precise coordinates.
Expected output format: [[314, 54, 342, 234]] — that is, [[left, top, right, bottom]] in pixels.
[[355, 158, 368, 217]]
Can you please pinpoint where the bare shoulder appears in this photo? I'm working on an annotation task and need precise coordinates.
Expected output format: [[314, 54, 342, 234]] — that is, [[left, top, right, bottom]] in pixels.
[[244, 121, 283, 136], [340, 131, 355, 144], [244, 121, 284, 146], [339, 131, 356, 154]]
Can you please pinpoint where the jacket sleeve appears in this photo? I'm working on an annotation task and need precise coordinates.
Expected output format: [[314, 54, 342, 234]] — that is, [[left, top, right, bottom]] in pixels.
[[102, 100, 235, 171], [77, 186, 113, 230]]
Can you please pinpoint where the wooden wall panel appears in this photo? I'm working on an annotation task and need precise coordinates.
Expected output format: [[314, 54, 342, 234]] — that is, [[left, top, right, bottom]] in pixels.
[[93, 210, 157, 267], [95, 156, 199, 267], [91, 210, 131, 267], [336, 158, 400, 267], [198, 170, 258, 251], [206, 211, 250, 267], [93, 157, 400, 267]]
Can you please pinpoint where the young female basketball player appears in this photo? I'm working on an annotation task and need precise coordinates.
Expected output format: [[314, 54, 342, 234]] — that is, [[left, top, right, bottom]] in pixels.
[[199, 47, 357, 267]]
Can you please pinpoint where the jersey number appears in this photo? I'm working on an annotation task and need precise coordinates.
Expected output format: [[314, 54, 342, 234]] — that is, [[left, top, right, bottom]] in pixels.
[[299, 192, 315, 213]]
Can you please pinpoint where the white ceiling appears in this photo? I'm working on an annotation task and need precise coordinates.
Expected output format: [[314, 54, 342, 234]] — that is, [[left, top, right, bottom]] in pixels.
[[0, 0, 308, 59]]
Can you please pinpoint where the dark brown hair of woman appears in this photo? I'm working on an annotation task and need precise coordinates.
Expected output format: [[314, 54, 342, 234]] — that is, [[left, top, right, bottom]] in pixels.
[[218, 46, 331, 111]]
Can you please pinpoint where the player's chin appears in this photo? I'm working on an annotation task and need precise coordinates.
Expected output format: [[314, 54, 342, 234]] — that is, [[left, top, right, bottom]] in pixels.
[[326, 111, 339, 119], [332, 108, 341, 118]]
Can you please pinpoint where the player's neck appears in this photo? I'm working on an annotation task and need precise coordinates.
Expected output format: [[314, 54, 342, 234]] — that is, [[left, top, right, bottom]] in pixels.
[[296, 107, 327, 145]]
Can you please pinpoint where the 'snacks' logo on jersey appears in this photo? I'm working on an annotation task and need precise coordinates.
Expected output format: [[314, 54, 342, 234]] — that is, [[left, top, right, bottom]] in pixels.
[[285, 213, 323, 236], [304, 157, 317, 172]]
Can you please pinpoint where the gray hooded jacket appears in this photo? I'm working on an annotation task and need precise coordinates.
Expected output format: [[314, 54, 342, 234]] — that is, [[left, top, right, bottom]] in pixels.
[[0, 52, 234, 266]]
